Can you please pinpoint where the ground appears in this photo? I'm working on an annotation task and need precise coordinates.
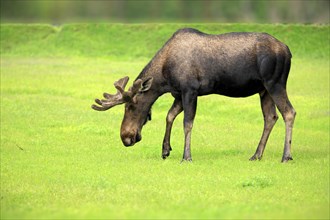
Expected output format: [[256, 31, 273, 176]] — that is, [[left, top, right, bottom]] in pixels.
[[0, 24, 329, 219]]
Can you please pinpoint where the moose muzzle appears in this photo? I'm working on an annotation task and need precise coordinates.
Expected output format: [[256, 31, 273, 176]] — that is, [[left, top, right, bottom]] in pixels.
[[121, 130, 142, 147]]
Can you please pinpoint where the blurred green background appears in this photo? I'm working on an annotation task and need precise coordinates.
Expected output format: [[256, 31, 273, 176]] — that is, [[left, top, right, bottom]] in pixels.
[[1, 0, 329, 24]]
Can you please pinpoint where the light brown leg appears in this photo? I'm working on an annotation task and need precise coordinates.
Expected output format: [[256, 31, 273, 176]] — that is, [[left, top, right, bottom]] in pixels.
[[162, 98, 183, 159], [250, 91, 278, 161], [270, 90, 296, 162]]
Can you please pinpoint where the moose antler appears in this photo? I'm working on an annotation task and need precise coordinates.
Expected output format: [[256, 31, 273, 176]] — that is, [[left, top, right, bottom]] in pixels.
[[91, 76, 130, 111]]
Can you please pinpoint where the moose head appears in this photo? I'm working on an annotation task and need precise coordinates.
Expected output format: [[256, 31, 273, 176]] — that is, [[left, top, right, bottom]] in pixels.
[[92, 76, 153, 146]]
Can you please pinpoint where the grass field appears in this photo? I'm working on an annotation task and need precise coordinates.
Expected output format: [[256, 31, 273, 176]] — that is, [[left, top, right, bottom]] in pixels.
[[1, 24, 329, 219]]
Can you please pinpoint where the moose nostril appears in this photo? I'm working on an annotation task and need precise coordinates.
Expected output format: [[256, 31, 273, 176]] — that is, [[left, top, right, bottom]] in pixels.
[[122, 136, 135, 147], [123, 137, 131, 146]]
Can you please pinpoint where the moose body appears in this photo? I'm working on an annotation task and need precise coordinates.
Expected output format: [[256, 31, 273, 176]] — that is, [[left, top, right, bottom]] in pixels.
[[92, 28, 296, 162]]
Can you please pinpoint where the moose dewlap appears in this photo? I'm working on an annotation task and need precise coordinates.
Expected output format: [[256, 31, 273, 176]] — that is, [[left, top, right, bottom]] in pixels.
[[92, 28, 296, 162]]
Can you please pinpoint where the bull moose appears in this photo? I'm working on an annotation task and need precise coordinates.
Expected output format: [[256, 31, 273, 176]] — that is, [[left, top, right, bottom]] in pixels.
[[92, 28, 296, 162]]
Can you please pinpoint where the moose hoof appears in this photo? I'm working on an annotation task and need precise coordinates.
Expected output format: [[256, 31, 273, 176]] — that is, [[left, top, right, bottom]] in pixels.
[[281, 156, 293, 163], [181, 158, 193, 163], [162, 146, 172, 159], [249, 154, 262, 161], [162, 150, 171, 159]]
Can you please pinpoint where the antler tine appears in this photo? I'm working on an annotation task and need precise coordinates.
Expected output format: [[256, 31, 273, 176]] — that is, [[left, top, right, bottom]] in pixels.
[[91, 99, 111, 111], [114, 76, 129, 94], [91, 76, 130, 111], [103, 76, 129, 98]]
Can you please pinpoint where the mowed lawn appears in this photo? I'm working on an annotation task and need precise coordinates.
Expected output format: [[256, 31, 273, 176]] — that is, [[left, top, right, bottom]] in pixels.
[[1, 24, 329, 219]]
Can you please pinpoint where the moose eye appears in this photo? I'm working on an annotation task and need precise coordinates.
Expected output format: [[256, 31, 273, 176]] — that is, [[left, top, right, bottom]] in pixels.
[[126, 104, 136, 111]]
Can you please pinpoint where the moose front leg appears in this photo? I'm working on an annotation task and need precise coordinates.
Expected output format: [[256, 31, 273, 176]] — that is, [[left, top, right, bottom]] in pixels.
[[181, 91, 198, 162], [162, 98, 183, 159]]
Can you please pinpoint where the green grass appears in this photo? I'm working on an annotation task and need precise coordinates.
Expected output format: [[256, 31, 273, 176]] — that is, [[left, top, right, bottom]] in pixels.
[[1, 23, 328, 59], [1, 24, 329, 219]]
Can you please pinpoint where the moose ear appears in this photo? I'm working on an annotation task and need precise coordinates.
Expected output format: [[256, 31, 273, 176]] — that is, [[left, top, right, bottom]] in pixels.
[[139, 77, 153, 92]]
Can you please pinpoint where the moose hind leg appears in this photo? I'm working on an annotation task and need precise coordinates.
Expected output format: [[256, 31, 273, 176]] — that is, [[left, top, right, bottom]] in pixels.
[[162, 98, 183, 159], [250, 91, 278, 161], [270, 89, 296, 162]]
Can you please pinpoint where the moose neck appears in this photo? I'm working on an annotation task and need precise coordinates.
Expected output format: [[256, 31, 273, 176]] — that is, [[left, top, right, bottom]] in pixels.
[[135, 57, 170, 105]]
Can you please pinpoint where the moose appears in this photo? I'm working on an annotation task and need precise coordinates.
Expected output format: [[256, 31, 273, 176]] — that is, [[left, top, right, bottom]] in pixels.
[[92, 28, 296, 162]]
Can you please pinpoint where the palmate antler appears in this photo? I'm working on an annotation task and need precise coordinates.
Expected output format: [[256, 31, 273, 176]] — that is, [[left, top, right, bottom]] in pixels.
[[92, 76, 153, 111], [91, 76, 130, 111]]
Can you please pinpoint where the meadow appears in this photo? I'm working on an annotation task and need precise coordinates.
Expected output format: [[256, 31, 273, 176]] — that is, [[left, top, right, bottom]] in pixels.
[[1, 24, 329, 219]]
